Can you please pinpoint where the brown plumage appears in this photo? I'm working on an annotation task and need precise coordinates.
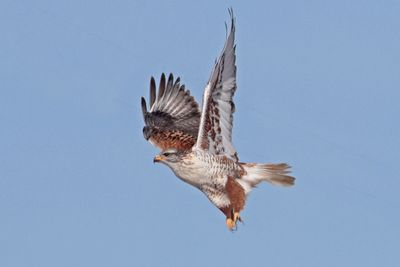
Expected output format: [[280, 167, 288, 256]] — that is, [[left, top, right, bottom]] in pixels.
[[141, 73, 201, 152], [223, 176, 246, 218], [149, 130, 196, 151]]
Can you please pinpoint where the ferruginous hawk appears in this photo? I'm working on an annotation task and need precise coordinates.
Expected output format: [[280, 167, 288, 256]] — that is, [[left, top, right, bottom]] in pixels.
[[141, 10, 295, 230]]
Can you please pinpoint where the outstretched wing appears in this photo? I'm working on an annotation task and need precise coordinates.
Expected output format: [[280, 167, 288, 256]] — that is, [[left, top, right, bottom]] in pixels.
[[141, 73, 201, 151], [195, 10, 238, 161]]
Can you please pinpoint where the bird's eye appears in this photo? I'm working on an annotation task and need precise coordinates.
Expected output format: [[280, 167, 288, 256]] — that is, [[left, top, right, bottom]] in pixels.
[[163, 152, 171, 157]]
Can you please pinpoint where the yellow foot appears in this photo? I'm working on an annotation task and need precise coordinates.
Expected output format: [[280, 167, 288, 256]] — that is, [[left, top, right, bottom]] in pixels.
[[226, 212, 242, 231], [226, 218, 236, 230]]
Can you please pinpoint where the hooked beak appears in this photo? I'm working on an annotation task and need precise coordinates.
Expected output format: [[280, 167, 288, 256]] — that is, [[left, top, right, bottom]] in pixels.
[[153, 155, 164, 163]]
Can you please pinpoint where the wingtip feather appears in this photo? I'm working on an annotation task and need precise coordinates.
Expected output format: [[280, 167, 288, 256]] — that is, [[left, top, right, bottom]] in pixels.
[[158, 73, 166, 101], [150, 77, 156, 107], [141, 97, 147, 117]]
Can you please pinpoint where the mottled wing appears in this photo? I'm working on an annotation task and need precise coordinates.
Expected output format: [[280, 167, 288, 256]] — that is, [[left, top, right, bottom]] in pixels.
[[141, 73, 201, 151], [195, 10, 238, 161]]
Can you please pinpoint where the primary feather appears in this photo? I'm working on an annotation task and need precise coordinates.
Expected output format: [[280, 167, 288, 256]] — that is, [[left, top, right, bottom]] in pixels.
[[141, 73, 201, 151]]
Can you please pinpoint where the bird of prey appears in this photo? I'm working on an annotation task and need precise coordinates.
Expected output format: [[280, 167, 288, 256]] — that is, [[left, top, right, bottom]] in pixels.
[[141, 10, 294, 230]]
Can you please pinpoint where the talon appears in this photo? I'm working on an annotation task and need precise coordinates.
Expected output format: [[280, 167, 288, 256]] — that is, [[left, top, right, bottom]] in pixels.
[[226, 218, 236, 230]]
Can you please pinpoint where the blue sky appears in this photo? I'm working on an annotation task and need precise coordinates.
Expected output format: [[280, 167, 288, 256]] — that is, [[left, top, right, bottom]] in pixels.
[[1, 0, 399, 266]]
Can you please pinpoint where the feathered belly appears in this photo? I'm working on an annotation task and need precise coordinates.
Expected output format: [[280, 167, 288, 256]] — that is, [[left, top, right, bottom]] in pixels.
[[172, 151, 239, 188], [172, 159, 212, 188]]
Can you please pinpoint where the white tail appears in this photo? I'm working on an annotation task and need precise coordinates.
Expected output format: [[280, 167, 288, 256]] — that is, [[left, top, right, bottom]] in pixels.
[[238, 163, 295, 194]]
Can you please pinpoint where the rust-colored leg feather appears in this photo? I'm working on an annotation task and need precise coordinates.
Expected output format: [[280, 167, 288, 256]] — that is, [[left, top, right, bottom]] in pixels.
[[222, 177, 246, 230]]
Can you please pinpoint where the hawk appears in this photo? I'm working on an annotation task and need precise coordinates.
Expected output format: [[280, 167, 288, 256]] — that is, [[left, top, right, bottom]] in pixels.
[[141, 10, 294, 230]]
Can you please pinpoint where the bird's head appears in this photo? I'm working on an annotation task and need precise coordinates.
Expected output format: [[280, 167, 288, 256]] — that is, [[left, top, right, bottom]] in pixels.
[[153, 148, 182, 165]]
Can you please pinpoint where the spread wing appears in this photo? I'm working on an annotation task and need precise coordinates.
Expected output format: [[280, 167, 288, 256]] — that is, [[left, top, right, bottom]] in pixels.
[[141, 73, 201, 151], [195, 10, 238, 161]]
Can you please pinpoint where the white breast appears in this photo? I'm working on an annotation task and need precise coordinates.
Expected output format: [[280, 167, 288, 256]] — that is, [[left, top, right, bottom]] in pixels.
[[171, 154, 210, 187], [170, 149, 236, 188]]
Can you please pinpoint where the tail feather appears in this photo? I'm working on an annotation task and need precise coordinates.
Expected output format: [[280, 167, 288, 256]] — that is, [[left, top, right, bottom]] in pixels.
[[239, 163, 295, 191]]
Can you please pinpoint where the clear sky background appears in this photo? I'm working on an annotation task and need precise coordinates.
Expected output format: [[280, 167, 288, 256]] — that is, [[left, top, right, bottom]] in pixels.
[[1, 0, 399, 266]]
